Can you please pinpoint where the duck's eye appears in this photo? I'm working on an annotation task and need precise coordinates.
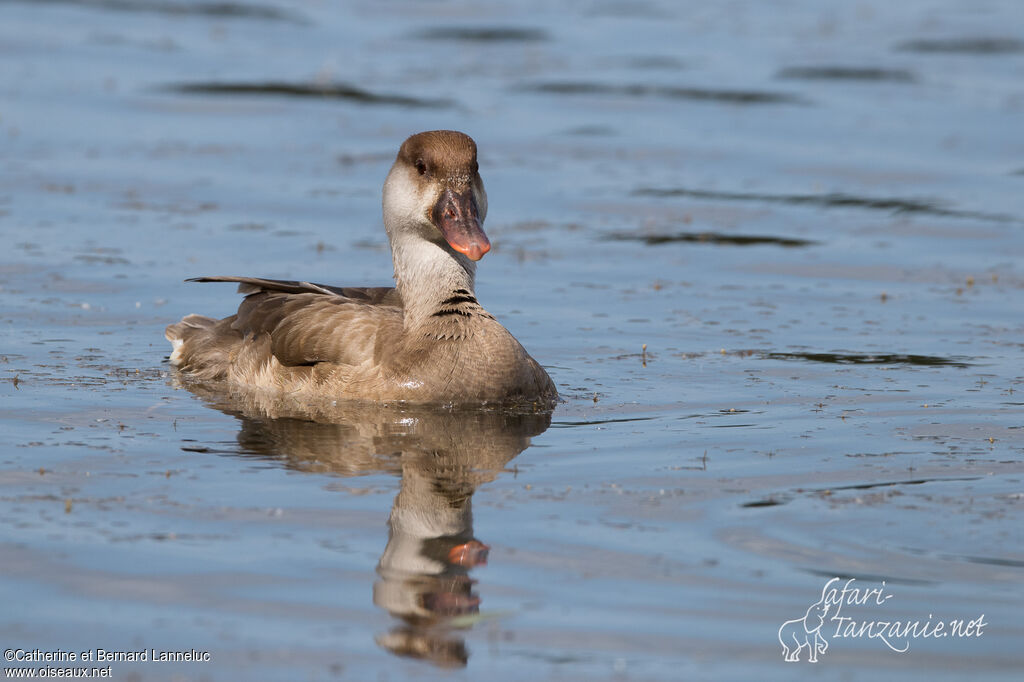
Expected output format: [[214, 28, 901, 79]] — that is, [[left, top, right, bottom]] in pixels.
[[415, 159, 427, 175]]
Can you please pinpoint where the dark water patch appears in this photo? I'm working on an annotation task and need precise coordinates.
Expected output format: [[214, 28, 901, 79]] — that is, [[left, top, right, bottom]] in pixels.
[[844, 451, 914, 458], [741, 497, 789, 508], [803, 569, 936, 587], [165, 82, 453, 108], [619, 55, 686, 70], [516, 652, 593, 665], [607, 231, 816, 248], [551, 417, 657, 428], [522, 82, 804, 105], [74, 254, 131, 265], [897, 37, 1024, 54], [633, 186, 1016, 222], [1011, 168, 1024, 176], [810, 476, 982, 493], [777, 66, 915, 82], [337, 152, 395, 167], [413, 26, 548, 42], [761, 352, 971, 368], [179, 438, 244, 455], [956, 555, 1024, 569], [10, 0, 307, 23], [680, 408, 758, 421], [565, 125, 616, 137]]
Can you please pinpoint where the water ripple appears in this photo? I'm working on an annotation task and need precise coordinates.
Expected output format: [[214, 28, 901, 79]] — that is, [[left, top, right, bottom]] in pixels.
[[10, 0, 308, 23], [777, 66, 916, 82], [761, 352, 972, 367], [606, 231, 817, 248], [164, 81, 453, 108], [634, 186, 1017, 222], [897, 37, 1024, 54], [522, 81, 805, 105], [413, 26, 548, 42]]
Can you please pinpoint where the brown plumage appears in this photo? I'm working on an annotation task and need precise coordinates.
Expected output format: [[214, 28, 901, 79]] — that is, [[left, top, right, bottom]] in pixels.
[[166, 131, 557, 408]]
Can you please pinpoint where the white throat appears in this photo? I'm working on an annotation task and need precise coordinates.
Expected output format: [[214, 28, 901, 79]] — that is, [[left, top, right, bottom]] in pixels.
[[382, 166, 479, 325]]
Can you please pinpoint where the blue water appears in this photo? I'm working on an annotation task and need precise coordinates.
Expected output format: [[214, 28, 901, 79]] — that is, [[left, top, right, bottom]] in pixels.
[[1, 0, 1023, 679]]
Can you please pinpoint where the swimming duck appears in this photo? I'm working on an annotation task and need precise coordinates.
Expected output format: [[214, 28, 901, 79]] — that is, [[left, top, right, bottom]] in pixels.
[[166, 130, 557, 407]]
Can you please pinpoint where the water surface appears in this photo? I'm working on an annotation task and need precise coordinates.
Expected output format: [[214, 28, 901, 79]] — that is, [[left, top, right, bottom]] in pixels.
[[1, 0, 1023, 679]]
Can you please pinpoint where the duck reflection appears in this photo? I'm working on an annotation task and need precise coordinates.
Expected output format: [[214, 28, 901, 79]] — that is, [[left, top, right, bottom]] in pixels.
[[179, 385, 551, 668]]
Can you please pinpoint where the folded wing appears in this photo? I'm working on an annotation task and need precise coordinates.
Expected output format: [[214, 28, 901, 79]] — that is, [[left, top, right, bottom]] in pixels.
[[185, 276, 404, 370]]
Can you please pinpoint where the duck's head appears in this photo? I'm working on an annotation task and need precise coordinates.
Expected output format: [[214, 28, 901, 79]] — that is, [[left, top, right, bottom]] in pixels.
[[383, 130, 490, 262]]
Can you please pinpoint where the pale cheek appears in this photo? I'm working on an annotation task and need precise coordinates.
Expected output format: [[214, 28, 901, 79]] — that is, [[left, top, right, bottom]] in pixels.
[[385, 171, 431, 224]]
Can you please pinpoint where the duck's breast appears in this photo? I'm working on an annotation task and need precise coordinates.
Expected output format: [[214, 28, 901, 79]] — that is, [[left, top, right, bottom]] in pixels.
[[375, 318, 555, 404]]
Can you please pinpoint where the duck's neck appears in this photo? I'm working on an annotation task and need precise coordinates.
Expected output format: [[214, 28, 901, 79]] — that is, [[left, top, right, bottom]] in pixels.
[[389, 228, 478, 327]]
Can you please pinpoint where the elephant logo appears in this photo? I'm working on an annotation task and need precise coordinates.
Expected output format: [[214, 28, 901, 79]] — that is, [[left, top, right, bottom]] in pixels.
[[778, 588, 831, 662]]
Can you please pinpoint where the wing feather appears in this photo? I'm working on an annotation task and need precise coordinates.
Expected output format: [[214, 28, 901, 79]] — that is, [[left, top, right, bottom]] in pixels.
[[188, 276, 402, 306], [189, 276, 403, 368]]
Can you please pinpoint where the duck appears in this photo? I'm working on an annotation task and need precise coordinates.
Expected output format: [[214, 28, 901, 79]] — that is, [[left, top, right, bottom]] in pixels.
[[166, 130, 557, 408]]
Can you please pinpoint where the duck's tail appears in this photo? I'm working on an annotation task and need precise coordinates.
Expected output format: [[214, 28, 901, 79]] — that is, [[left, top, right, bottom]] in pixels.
[[166, 314, 236, 380]]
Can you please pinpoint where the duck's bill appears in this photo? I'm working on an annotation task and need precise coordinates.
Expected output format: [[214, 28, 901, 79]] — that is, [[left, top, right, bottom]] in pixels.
[[448, 540, 490, 567], [432, 188, 491, 261]]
